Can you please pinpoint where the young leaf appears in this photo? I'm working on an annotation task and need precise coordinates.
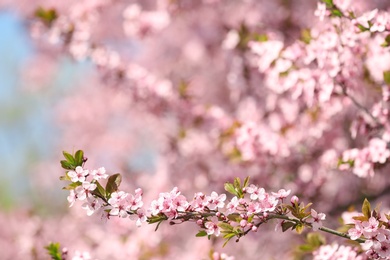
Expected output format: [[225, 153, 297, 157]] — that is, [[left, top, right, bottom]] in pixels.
[[321, 0, 333, 5], [62, 182, 80, 190], [295, 223, 305, 234], [233, 177, 241, 189], [224, 183, 236, 196], [227, 213, 240, 222], [222, 233, 236, 247], [383, 71, 390, 85], [362, 198, 371, 219], [91, 181, 106, 199], [282, 221, 295, 232], [106, 173, 122, 194], [60, 160, 74, 170], [62, 151, 75, 164], [306, 233, 326, 248], [74, 150, 84, 166], [218, 222, 233, 231], [243, 176, 250, 188], [352, 216, 368, 222], [196, 230, 208, 237], [35, 7, 58, 26], [45, 242, 62, 260]]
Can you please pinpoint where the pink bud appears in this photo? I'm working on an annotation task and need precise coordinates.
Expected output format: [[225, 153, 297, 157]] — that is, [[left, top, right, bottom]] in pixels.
[[291, 195, 299, 204], [240, 219, 247, 227]]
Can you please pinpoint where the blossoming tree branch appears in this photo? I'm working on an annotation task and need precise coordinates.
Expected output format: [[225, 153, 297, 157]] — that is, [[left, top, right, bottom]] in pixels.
[[56, 149, 390, 259]]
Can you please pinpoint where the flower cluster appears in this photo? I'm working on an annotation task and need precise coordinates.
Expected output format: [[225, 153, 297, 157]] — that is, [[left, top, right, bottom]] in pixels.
[[339, 138, 390, 177], [349, 216, 390, 259], [62, 151, 146, 226], [342, 199, 390, 259]]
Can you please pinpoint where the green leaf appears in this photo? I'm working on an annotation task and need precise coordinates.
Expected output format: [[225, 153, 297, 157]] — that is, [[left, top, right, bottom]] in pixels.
[[62, 182, 80, 190], [331, 9, 342, 17], [154, 220, 164, 231], [91, 181, 106, 199], [298, 244, 314, 252], [62, 151, 75, 164], [295, 223, 305, 234], [352, 216, 368, 222], [226, 213, 240, 222], [222, 234, 236, 247], [218, 222, 233, 231], [59, 175, 70, 181], [385, 34, 390, 44], [306, 233, 326, 248], [60, 160, 74, 170], [74, 150, 84, 166], [243, 176, 250, 188], [321, 0, 333, 5], [222, 232, 236, 240], [362, 198, 371, 219], [106, 173, 122, 194], [384, 71, 390, 85], [253, 34, 268, 42], [300, 29, 312, 44], [233, 177, 241, 189], [356, 24, 369, 32], [224, 183, 236, 196], [45, 242, 62, 260], [147, 214, 168, 224], [196, 230, 208, 237], [233, 177, 244, 198], [281, 221, 295, 232], [35, 7, 58, 26]]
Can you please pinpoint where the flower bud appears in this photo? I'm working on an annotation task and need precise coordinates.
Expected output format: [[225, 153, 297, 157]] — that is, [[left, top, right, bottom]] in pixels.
[[291, 195, 299, 204]]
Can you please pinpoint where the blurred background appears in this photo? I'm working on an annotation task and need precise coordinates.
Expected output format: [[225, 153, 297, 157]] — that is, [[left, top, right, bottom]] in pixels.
[[0, 10, 82, 210]]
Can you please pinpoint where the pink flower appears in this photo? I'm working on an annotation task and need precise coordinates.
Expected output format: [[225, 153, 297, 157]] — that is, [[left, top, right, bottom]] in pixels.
[[67, 166, 89, 183], [72, 251, 92, 260], [307, 209, 326, 231], [82, 196, 103, 216], [314, 2, 328, 21], [129, 209, 147, 227], [226, 196, 239, 214], [205, 216, 220, 236], [368, 138, 390, 164], [67, 190, 77, 207], [271, 189, 291, 199], [348, 222, 363, 240], [207, 192, 226, 210], [191, 192, 208, 212], [108, 191, 130, 218], [90, 167, 108, 180], [362, 217, 379, 234], [246, 184, 265, 201]]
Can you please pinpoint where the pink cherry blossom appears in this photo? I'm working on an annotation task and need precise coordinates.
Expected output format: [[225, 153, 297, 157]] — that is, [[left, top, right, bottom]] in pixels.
[[67, 166, 89, 183], [307, 209, 326, 231], [90, 167, 108, 180], [205, 216, 220, 236]]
